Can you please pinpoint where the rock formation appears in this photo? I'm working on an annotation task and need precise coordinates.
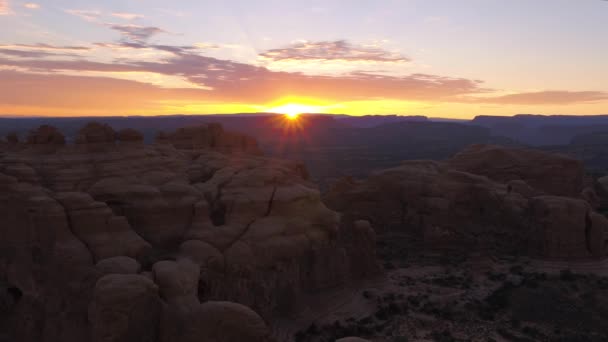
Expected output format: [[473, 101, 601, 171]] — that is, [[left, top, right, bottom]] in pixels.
[[0, 123, 380, 342], [325, 145, 608, 259], [156, 123, 261, 155], [448, 144, 584, 197]]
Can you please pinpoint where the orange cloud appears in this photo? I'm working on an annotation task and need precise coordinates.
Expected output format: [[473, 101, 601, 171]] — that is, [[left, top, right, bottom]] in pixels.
[[1, 35, 607, 116], [0, 0, 10, 15], [24, 3, 39, 9], [475, 91, 608, 105]]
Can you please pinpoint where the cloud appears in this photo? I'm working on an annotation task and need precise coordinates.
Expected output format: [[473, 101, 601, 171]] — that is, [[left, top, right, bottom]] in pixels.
[[0, 43, 91, 58], [476, 91, 608, 105], [0, 41, 484, 104], [0, 0, 11, 15], [194, 42, 223, 50], [65, 9, 102, 22], [0, 43, 91, 52], [111, 12, 144, 20], [109, 24, 166, 42], [24, 3, 39, 9], [0, 69, 204, 115], [4, 38, 604, 109], [259, 40, 410, 63], [0, 49, 59, 58]]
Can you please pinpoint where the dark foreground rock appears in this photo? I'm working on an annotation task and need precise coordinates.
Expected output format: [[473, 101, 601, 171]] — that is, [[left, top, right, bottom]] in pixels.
[[0, 123, 381, 342]]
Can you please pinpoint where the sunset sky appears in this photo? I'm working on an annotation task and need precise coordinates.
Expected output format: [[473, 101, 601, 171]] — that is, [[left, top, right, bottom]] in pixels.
[[1, 0, 607, 118]]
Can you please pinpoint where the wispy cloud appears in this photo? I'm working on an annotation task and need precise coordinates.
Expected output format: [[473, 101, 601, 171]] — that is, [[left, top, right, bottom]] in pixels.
[[0, 43, 91, 52], [475, 91, 608, 105], [65, 9, 102, 22], [0, 0, 11, 15], [259, 40, 410, 63], [111, 12, 144, 20], [24, 3, 39, 10], [0, 38, 484, 104], [108, 24, 166, 42], [0, 43, 91, 58]]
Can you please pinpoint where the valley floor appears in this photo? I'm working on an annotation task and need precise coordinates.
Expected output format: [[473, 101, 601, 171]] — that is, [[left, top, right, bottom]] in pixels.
[[287, 233, 608, 342]]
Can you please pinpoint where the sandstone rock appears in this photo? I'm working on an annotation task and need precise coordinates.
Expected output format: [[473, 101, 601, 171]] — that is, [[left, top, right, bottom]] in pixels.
[[448, 144, 584, 197], [186, 301, 271, 342], [89, 274, 161, 342], [152, 259, 199, 307], [0, 124, 380, 341], [598, 175, 608, 194], [529, 196, 592, 258], [75, 122, 116, 144], [96, 256, 141, 275], [6, 132, 18, 144], [26, 125, 65, 145], [336, 338, 371, 342], [178, 240, 224, 270], [116, 128, 144, 143], [53, 192, 152, 262], [588, 212, 608, 257], [156, 124, 261, 154], [582, 186, 600, 208], [326, 156, 608, 259]]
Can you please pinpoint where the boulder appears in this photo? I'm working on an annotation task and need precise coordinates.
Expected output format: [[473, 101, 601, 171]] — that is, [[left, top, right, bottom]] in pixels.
[[96, 256, 141, 275], [89, 274, 161, 342], [152, 259, 199, 307], [186, 301, 271, 342]]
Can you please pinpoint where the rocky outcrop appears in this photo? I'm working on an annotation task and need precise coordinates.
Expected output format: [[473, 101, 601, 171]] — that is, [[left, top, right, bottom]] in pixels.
[[448, 144, 585, 197], [26, 125, 65, 146], [325, 147, 608, 259], [156, 124, 261, 155], [89, 275, 161, 342], [116, 128, 144, 143], [0, 122, 380, 342], [76, 122, 116, 145]]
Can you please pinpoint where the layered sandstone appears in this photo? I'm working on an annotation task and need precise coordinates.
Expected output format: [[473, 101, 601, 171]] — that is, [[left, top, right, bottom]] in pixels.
[[0, 123, 380, 342]]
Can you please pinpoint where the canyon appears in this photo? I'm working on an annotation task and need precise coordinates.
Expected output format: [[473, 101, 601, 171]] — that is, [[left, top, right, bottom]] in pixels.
[[2, 121, 608, 341]]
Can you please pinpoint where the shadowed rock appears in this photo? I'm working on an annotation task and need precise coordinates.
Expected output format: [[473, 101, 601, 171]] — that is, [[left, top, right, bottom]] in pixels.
[[26, 125, 65, 145], [116, 128, 144, 143], [0, 124, 380, 342], [448, 144, 584, 197], [325, 146, 608, 259]]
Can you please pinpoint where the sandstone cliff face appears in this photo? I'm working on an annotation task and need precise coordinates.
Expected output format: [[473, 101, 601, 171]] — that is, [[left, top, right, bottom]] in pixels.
[[325, 146, 608, 259], [0, 123, 380, 342]]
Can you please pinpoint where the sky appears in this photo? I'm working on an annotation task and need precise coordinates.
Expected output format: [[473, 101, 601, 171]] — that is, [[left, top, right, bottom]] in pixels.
[[0, 0, 607, 118]]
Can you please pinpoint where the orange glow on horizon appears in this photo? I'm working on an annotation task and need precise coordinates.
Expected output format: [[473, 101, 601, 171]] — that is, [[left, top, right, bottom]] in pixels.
[[266, 103, 325, 117]]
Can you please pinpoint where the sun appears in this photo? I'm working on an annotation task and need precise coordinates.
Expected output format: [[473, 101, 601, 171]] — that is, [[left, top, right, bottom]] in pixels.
[[266, 103, 320, 119]]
